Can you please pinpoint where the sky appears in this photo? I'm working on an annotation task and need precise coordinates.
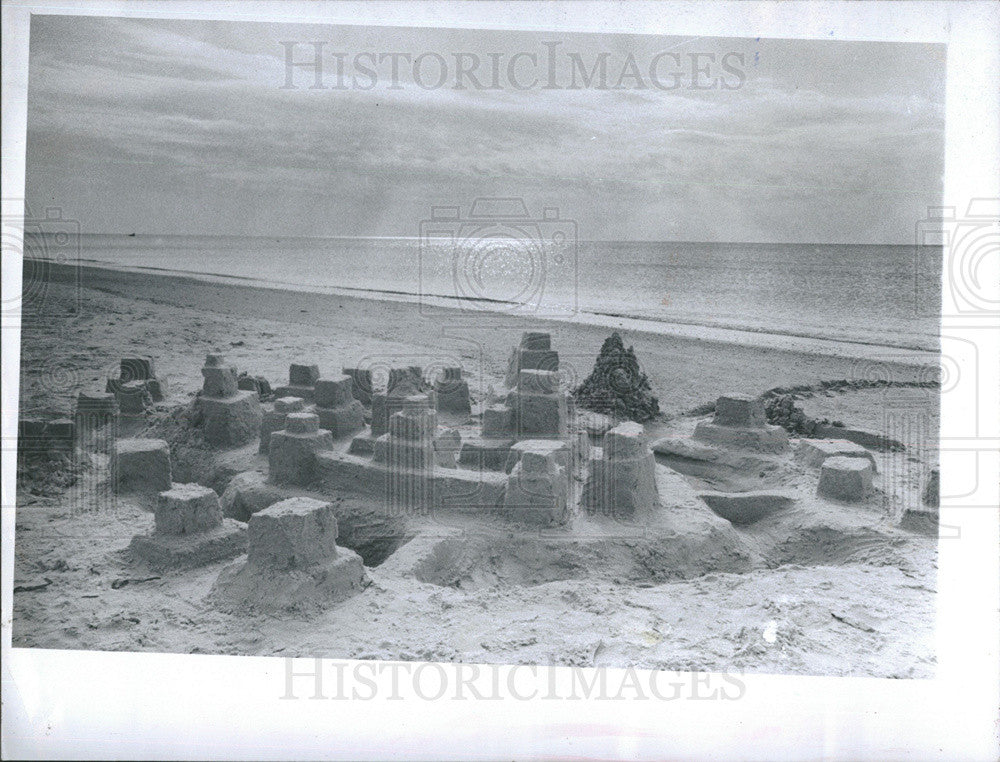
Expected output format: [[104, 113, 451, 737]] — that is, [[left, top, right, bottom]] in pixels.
[[25, 15, 946, 243]]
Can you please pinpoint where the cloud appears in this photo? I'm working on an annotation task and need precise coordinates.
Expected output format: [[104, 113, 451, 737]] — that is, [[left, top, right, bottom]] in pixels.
[[25, 16, 944, 243]]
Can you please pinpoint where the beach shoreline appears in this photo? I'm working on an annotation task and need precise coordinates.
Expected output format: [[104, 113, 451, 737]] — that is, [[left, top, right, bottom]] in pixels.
[[17, 262, 940, 422]]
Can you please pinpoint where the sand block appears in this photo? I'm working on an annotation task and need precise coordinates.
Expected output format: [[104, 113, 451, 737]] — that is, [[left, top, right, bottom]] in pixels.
[[388, 436, 435, 471], [269, 424, 334, 486], [196, 390, 262, 446], [272, 384, 316, 402], [289, 363, 320, 386], [237, 374, 272, 399], [713, 394, 767, 428], [817, 456, 873, 502], [112, 438, 171, 493], [202, 362, 239, 398], [154, 483, 223, 534], [698, 491, 796, 525], [603, 421, 646, 460], [274, 397, 306, 414], [316, 400, 365, 439], [370, 393, 401, 438], [796, 438, 877, 472], [248, 497, 339, 570], [459, 436, 516, 472], [342, 368, 373, 405], [286, 411, 319, 434], [76, 392, 117, 417], [503, 461, 568, 526], [505, 348, 560, 387], [580, 440, 660, 520], [435, 377, 471, 414], [220, 471, 288, 522], [315, 376, 354, 408], [211, 496, 365, 613], [348, 431, 378, 456], [388, 407, 437, 441], [433, 428, 462, 469], [693, 421, 788, 453], [145, 378, 167, 402], [120, 357, 156, 382], [510, 390, 568, 438], [521, 332, 551, 350], [387, 367, 424, 396], [505, 439, 569, 474], [374, 434, 435, 471], [211, 546, 365, 614], [116, 380, 152, 415], [259, 409, 288, 454], [482, 404, 514, 437], [130, 519, 247, 571]]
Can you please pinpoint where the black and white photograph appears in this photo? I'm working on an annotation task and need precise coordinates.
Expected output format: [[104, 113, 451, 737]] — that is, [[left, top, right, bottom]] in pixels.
[[2, 1, 998, 760]]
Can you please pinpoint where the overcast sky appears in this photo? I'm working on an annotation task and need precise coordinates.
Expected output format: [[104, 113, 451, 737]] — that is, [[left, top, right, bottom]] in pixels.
[[25, 15, 945, 243]]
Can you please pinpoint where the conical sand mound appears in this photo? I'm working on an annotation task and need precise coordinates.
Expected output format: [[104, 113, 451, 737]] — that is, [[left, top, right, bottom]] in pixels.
[[573, 332, 660, 422]]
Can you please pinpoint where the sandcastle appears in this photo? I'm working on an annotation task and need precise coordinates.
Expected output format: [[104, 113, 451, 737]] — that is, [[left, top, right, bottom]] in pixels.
[[195, 353, 262, 446], [314, 375, 365, 438], [433, 367, 471, 415], [342, 367, 373, 406], [693, 394, 788, 452], [129, 483, 246, 569], [259, 396, 306, 453], [210, 496, 366, 612], [111, 438, 172, 493], [273, 362, 321, 401], [582, 422, 658, 519], [269, 412, 333, 485], [106, 357, 166, 415]]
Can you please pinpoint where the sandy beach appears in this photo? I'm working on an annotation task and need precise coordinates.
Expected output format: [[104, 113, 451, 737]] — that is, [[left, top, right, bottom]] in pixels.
[[19, 263, 937, 420], [12, 266, 939, 677]]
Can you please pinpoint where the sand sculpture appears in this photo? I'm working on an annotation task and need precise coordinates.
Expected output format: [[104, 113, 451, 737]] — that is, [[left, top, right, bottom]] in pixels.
[[38, 331, 929, 626], [693, 393, 789, 452], [268, 412, 333, 485], [273, 362, 321, 401], [314, 375, 365, 439], [210, 496, 366, 612], [573, 332, 660, 422], [433, 367, 471, 415], [582, 422, 658, 519], [817, 457, 874, 503], [342, 367, 373, 406], [129, 483, 246, 569], [259, 396, 306, 453], [195, 353, 262, 446], [111, 438, 172, 493], [106, 357, 165, 415]]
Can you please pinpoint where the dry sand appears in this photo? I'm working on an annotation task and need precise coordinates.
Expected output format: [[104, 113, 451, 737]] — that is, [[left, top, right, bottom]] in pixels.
[[12, 268, 939, 678]]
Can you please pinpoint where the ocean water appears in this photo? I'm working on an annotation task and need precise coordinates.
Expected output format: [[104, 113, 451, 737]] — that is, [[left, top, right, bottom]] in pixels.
[[34, 232, 941, 350]]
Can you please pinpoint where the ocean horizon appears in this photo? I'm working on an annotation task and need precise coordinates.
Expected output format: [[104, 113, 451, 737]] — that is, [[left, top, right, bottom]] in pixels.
[[30, 231, 941, 351]]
